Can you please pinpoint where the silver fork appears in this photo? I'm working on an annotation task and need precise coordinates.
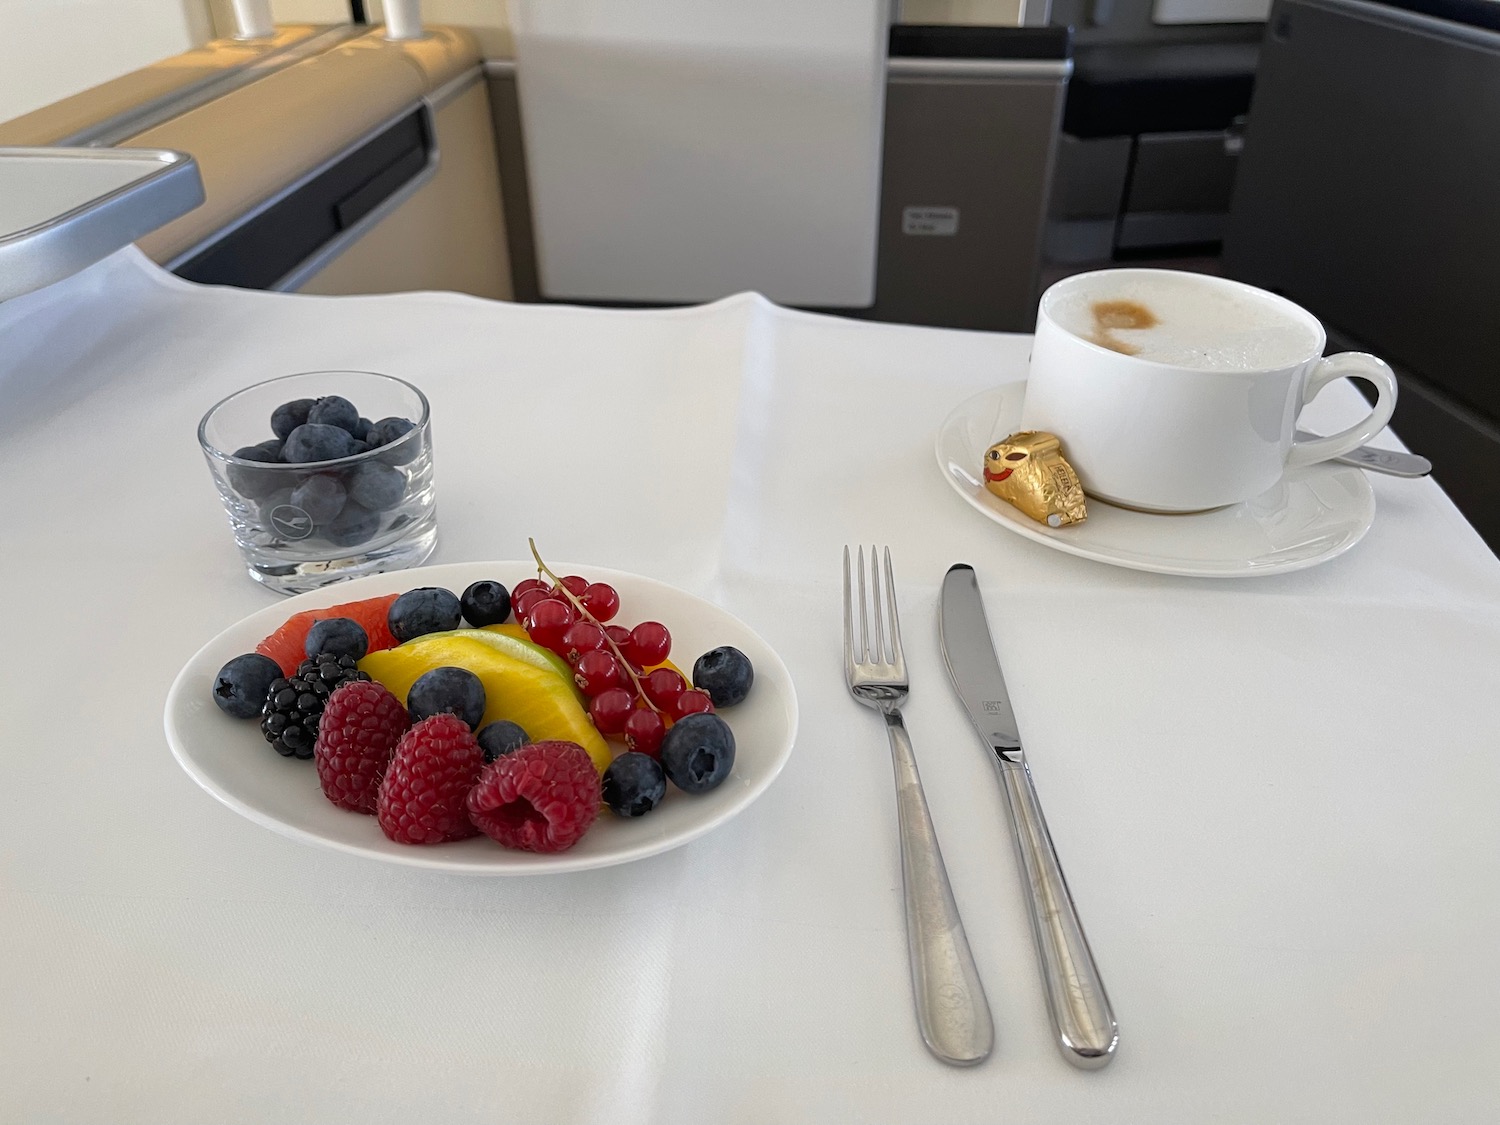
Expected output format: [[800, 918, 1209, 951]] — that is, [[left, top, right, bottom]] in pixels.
[[844, 546, 994, 1066]]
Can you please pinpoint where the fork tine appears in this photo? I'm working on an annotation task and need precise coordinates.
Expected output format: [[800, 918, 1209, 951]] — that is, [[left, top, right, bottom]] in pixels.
[[884, 546, 905, 672], [869, 544, 886, 665], [856, 545, 869, 661], [842, 545, 855, 679]]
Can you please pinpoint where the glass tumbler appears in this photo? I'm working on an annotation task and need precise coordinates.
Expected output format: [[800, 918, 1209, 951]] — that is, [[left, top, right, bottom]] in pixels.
[[198, 370, 438, 594]]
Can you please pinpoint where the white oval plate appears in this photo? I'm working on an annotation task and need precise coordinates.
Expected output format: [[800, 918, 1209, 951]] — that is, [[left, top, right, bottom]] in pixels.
[[936, 383, 1376, 577], [165, 561, 798, 874]]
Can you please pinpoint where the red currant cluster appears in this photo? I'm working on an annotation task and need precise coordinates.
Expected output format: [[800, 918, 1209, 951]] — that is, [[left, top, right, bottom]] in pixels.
[[514, 566, 714, 758]]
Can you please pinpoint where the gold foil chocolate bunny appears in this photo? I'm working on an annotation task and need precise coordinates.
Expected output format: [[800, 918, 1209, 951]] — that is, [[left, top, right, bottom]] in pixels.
[[982, 431, 1087, 527]]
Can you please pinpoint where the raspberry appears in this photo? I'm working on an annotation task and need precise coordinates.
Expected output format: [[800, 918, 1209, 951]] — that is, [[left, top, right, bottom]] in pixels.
[[314, 681, 408, 813], [377, 714, 484, 844], [466, 741, 600, 853]]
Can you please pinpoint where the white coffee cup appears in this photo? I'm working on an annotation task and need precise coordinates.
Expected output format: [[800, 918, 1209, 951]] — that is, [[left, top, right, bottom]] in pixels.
[[1019, 268, 1398, 513]]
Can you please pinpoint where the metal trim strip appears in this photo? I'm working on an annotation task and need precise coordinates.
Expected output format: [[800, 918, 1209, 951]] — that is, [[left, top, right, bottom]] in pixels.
[[427, 66, 483, 109], [0, 148, 205, 301], [1298, 0, 1500, 49], [887, 56, 1073, 78], [58, 26, 361, 149], [485, 56, 1072, 80]]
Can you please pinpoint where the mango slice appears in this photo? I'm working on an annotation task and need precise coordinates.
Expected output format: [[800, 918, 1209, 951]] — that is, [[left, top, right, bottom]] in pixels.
[[360, 635, 611, 773]]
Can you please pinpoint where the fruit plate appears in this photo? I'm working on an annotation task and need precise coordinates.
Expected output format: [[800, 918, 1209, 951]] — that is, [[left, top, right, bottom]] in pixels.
[[164, 561, 799, 874]]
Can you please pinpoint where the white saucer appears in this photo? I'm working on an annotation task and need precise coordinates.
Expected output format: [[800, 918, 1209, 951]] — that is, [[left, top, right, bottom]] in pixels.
[[935, 383, 1376, 577]]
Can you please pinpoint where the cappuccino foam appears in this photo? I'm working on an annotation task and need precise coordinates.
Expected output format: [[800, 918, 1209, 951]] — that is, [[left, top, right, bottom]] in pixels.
[[1047, 274, 1320, 371]]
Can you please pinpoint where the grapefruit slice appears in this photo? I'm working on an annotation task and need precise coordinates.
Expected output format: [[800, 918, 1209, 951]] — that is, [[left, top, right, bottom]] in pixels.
[[360, 635, 611, 773], [255, 592, 401, 676]]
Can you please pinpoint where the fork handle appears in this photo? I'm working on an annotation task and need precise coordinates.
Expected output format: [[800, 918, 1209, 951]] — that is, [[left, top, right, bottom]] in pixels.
[[885, 711, 994, 1066]]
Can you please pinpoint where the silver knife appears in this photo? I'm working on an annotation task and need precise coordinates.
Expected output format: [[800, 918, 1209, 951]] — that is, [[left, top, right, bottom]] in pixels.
[[939, 564, 1119, 1069]]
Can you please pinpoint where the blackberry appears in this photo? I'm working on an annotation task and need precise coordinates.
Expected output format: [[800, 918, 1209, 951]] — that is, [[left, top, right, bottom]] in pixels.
[[260, 652, 369, 759]]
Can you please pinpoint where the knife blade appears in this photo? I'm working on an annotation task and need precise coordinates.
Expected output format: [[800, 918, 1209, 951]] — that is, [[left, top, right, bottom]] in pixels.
[[939, 563, 1119, 1069]]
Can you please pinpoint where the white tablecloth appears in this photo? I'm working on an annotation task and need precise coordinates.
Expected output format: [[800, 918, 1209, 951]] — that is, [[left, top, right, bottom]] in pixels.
[[2, 250, 1498, 1124]]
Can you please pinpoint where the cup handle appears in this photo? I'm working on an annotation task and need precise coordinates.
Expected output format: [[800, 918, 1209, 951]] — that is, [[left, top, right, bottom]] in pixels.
[[1286, 352, 1398, 469]]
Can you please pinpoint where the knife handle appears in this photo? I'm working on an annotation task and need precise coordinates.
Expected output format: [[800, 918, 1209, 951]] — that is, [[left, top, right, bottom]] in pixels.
[[996, 757, 1118, 1068], [886, 711, 994, 1066]]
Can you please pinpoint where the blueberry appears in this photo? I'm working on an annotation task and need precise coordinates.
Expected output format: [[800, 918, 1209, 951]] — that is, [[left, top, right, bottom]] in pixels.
[[461, 580, 512, 627], [692, 646, 754, 708], [270, 398, 316, 440], [370, 417, 419, 464], [307, 395, 361, 435], [227, 444, 285, 499], [408, 666, 486, 729], [256, 438, 286, 460], [289, 474, 346, 523], [346, 461, 406, 511], [602, 752, 668, 816], [476, 720, 529, 762], [304, 617, 368, 661], [348, 439, 371, 456], [388, 586, 462, 642], [373, 420, 420, 444], [357, 416, 375, 441], [256, 487, 295, 524], [283, 423, 356, 464], [659, 713, 735, 793], [322, 501, 380, 547], [212, 653, 283, 719]]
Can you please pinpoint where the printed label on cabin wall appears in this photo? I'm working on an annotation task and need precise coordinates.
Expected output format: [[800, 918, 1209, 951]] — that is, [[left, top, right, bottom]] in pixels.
[[902, 206, 959, 236]]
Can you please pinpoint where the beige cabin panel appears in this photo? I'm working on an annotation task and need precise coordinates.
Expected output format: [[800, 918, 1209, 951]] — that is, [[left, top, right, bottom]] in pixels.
[[296, 78, 513, 299], [128, 27, 482, 264]]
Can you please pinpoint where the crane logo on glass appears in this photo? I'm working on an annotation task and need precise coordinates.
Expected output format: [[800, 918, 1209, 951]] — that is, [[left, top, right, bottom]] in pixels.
[[268, 504, 314, 540]]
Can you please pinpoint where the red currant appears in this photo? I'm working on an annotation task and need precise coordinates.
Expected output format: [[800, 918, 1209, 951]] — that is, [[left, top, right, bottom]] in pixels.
[[527, 598, 576, 651], [512, 578, 550, 601], [589, 688, 635, 735], [623, 707, 666, 757], [558, 575, 590, 598], [574, 649, 624, 695], [580, 582, 620, 622], [605, 624, 631, 649], [513, 587, 555, 619], [623, 621, 671, 668], [561, 621, 607, 665], [670, 690, 714, 720], [643, 667, 687, 709]]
